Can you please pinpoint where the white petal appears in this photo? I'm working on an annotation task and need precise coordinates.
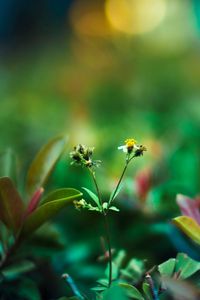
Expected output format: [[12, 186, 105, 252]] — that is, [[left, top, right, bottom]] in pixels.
[[118, 145, 125, 150]]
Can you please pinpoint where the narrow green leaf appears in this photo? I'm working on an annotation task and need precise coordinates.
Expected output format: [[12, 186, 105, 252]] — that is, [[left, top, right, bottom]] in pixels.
[[96, 278, 109, 287], [175, 253, 200, 279], [2, 260, 35, 279], [113, 250, 126, 269], [109, 206, 120, 212], [105, 262, 119, 280], [91, 286, 107, 292], [20, 188, 82, 237], [40, 188, 81, 205], [142, 283, 152, 300], [158, 258, 176, 277], [0, 177, 25, 233], [26, 136, 67, 197], [173, 216, 200, 245], [82, 187, 101, 209], [119, 283, 144, 300]]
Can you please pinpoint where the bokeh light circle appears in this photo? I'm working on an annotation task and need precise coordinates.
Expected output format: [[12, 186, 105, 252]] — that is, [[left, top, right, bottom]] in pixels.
[[105, 0, 167, 35]]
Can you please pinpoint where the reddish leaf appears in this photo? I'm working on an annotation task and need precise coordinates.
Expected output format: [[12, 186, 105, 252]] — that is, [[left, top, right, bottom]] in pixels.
[[176, 194, 200, 225], [0, 177, 25, 233]]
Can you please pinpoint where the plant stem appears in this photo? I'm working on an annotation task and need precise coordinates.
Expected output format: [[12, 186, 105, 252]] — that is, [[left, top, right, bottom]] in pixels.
[[109, 161, 128, 205], [88, 168, 112, 287], [109, 154, 136, 206]]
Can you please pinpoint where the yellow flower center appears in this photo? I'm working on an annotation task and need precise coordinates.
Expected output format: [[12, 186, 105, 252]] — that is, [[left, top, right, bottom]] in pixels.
[[125, 138, 137, 148]]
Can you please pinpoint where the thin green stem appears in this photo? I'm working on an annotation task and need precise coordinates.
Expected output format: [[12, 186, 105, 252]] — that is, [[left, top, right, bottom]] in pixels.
[[109, 154, 136, 206], [88, 168, 112, 287]]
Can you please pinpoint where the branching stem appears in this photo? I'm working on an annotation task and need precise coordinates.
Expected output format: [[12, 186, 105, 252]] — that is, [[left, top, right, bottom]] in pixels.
[[88, 168, 112, 287]]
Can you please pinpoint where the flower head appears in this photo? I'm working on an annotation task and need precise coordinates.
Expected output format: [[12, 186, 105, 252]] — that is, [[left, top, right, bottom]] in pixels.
[[118, 138, 147, 158], [70, 144, 101, 168], [118, 138, 138, 154], [73, 199, 87, 210], [134, 145, 147, 157]]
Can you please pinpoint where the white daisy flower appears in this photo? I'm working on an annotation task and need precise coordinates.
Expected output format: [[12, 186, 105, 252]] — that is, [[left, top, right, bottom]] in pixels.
[[118, 138, 138, 154]]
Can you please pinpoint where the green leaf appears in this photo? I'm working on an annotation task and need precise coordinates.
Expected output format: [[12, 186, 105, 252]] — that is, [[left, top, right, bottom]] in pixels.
[[41, 188, 81, 205], [109, 184, 124, 203], [0, 177, 25, 233], [18, 278, 42, 300], [142, 283, 152, 300], [82, 187, 101, 209], [119, 283, 144, 300], [96, 278, 109, 287], [121, 258, 145, 283], [175, 253, 200, 279], [173, 216, 200, 245], [26, 136, 67, 197], [113, 250, 126, 269], [0, 149, 17, 182], [109, 206, 120, 212], [102, 284, 127, 300], [91, 286, 107, 292], [158, 258, 176, 277], [20, 188, 82, 237], [2, 260, 35, 279], [105, 262, 119, 280]]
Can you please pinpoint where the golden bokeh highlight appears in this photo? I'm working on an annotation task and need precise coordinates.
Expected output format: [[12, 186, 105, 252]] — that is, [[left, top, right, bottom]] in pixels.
[[69, 0, 113, 37], [105, 0, 167, 35]]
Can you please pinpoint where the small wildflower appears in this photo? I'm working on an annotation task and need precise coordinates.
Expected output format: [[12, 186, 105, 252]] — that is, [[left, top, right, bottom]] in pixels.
[[118, 138, 138, 154], [73, 199, 87, 210], [70, 144, 100, 168], [134, 145, 147, 157]]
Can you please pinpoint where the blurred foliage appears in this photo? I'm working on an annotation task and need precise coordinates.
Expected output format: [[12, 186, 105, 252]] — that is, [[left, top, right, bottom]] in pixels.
[[0, 0, 200, 298]]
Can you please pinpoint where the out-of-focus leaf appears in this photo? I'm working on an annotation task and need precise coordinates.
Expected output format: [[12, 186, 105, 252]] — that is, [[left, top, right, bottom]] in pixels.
[[2, 260, 35, 279], [91, 286, 107, 291], [158, 258, 176, 277], [82, 187, 101, 209], [26, 223, 66, 256], [102, 284, 127, 300], [113, 250, 126, 269], [18, 278, 42, 300], [142, 283, 152, 300], [26, 135, 67, 197], [175, 253, 200, 279], [108, 206, 119, 212], [173, 216, 200, 245], [119, 283, 144, 300], [20, 188, 82, 237], [0, 177, 24, 233], [162, 277, 200, 300], [176, 194, 200, 225], [96, 278, 109, 287], [121, 258, 144, 283], [105, 262, 119, 280], [0, 149, 17, 182], [41, 188, 80, 205], [26, 187, 44, 215]]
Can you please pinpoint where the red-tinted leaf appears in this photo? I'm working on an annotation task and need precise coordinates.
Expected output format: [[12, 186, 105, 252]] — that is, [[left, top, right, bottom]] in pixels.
[[176, 194, 200, 225], [26, 187, 44, 216], [0, 177, 25, 233]]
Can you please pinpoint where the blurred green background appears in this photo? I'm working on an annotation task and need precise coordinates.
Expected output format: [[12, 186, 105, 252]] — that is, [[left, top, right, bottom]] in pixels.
[[0, 0, 200, 298]]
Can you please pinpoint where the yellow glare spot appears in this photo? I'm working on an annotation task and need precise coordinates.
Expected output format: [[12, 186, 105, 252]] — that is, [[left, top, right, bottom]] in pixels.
[[105, 0, 167, 35]]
